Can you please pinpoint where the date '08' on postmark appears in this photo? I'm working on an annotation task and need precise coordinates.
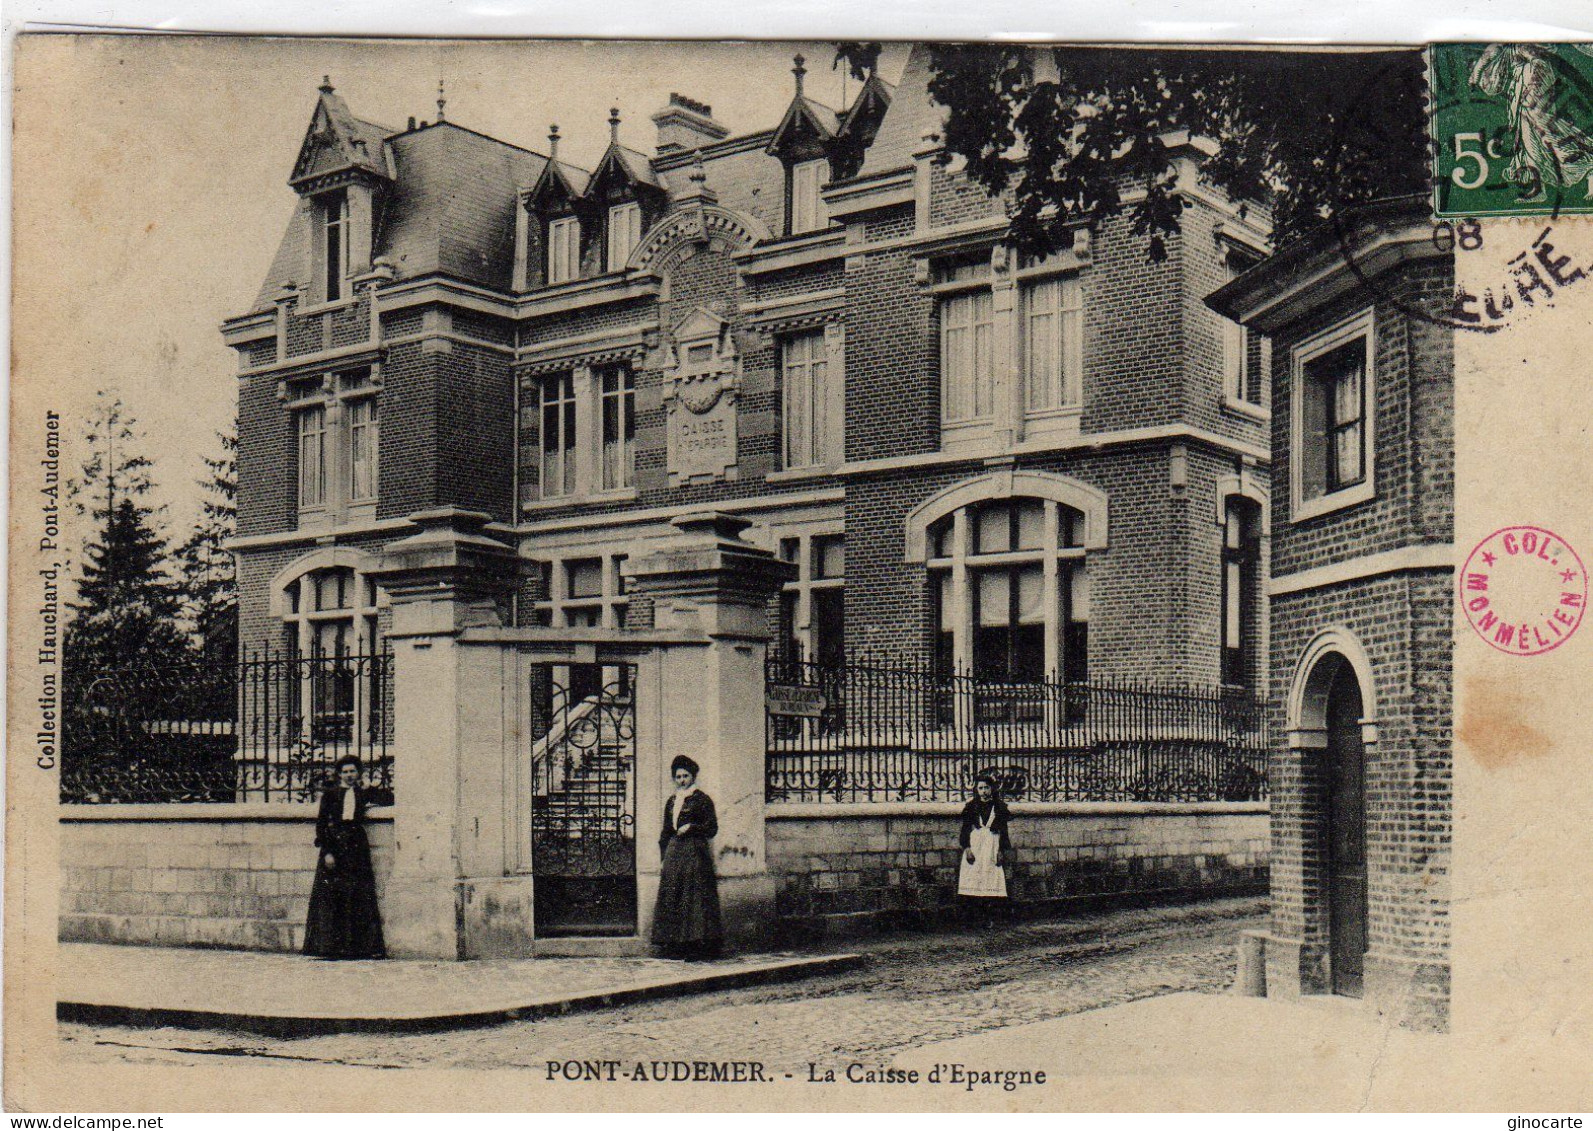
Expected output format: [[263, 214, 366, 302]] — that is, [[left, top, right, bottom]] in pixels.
[[1461, 527, 1587, 654]]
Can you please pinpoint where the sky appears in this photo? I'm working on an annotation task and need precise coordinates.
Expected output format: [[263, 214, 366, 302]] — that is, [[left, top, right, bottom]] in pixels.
[[10, 36, 910, 537]]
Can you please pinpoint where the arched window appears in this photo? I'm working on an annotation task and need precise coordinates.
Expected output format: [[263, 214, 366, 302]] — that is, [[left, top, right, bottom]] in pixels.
[[281, 566, 383, 742], [927, 497, 1089, 685], [1222, 497, 1262, 689]]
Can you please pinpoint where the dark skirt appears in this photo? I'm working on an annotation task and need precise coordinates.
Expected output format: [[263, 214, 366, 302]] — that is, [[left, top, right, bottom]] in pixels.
[[303, 822, 386, 959], [652, 836, 722, 953]]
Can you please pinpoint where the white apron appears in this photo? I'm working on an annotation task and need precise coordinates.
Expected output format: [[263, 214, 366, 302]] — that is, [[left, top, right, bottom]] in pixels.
[[958, 809, 1008, 898]]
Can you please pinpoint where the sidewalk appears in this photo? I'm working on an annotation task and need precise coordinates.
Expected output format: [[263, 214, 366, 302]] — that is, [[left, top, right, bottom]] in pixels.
[[58, 943, 864, 1037]]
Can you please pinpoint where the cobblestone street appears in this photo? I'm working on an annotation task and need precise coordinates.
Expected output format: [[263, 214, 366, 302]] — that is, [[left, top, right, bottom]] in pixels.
[[61, 897, 1262, 1073]]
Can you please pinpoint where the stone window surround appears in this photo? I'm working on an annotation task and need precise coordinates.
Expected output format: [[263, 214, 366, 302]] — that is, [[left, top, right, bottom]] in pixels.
[[778, 320, 847, 474], [1290, 307, 1377, 523], [926, 242, 1089, 456], [768, 518, 845, 663], [904, 469, 1108, 679], [532, 550, 631, 629], [284, 366, 380, 532], [524, 350, 645, 508]]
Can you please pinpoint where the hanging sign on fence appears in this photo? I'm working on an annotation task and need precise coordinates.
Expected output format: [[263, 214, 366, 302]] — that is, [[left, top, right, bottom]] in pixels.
[[765, 685, 827, 718]]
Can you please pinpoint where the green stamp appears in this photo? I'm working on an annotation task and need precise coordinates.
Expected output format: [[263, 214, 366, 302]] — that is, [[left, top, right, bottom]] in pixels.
[[1431, 43, 1593, 217]]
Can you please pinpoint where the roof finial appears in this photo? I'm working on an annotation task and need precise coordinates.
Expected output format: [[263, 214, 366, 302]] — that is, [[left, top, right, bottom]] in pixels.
[[609, 106, 621, 144], [436, 79, 447, 122], [548, 124, 560, 160], [319, 75, 335, 94], [792, 54, 806, 96], [690, 149, 707, 186]]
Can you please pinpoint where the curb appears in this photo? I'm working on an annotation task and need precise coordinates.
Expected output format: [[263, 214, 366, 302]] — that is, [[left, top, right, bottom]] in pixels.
[[57, 953, 868, 1038]]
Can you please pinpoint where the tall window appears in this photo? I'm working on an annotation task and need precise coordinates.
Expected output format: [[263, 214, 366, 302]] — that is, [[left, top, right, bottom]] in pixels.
[[776, 533, 845, 666], [540, 372, 578, 498], [297, 405, 328, 508], [547, 217, 581, 284], [1222, 499, 1261, 688], [941, 290, 996, 424], [1224, 320, 1270, 407], [928, 498, 1088, 685], [1302, 339, 1367, 499], [599, 364, 636, 491], [1022, 276, 1083, 412], [789, 158, 829, 235], [782, 329, 837, 469], [532, 553, 631, 629], [321, 189, 350, 302], [606, 202, 642, 272], [348, 397, 378, 501], [282, 566, 383, 743]]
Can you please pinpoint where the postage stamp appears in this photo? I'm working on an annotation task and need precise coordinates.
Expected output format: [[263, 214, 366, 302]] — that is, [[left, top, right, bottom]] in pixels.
[[1431, 42, 1593, 217]]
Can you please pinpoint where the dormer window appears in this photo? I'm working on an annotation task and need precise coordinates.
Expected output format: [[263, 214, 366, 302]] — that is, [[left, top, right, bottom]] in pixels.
[[607, 202, 642, 272], [319, 189, 351, 303], [789, 158, 829, 236], [547, 217, 581, 284]]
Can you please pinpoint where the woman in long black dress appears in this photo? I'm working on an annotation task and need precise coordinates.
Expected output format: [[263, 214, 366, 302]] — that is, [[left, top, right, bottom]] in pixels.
[[652, 754, 723, 960], [957, 773, 1014, 927], [303, 755, 386, 959]]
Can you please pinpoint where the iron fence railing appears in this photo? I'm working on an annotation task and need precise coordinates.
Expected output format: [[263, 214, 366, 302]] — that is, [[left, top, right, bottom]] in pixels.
[[61, 649, 393, 804], [764, 656, 1268, 804]]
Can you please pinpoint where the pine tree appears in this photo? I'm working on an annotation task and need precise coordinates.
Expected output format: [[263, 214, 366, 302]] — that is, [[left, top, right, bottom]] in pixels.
[[177, 427, 238, 671], [64, 392, 191, 676]]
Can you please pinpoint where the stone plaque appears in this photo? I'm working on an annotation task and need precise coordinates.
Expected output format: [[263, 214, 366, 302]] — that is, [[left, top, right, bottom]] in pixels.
[[667, 384, 738, 482], [663, 307, 740, 485]]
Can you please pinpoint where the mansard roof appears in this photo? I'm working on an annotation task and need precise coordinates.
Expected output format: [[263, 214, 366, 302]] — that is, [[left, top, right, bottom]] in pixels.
[[290, 81, 397, 190], [255, 119, 546, 307], [857, 45, 941, 178]]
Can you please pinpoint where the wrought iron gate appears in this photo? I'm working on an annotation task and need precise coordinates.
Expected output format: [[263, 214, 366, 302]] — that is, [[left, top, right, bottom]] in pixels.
[[529, 662, 638, 936]]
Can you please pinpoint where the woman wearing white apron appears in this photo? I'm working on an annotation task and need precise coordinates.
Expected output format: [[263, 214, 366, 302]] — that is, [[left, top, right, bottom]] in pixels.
[[957, 773, 1013, 926]]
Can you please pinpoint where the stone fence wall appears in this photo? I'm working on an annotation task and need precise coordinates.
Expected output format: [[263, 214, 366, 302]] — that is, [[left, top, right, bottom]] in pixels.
[[60, 802, 1263, 952], [767, 802, 1268, 936], [59, 805, 394, 952]]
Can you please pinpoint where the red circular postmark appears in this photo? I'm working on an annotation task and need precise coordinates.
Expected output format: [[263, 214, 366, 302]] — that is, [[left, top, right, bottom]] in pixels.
[[1460, 526, 1587, 655]]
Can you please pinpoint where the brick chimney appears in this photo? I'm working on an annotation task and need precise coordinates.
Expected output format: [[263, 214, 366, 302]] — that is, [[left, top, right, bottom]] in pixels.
[[651, 92, 729, 156]]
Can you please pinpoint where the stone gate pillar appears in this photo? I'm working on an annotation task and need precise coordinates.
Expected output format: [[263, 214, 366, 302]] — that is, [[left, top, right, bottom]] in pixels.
[[625, 512, 794, 948], [367, 507, 524, 958]]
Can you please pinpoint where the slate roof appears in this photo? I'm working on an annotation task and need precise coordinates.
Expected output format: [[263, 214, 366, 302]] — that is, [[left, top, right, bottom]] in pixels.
[[857, 45, 941, 178], [255, 121, 546, 308]]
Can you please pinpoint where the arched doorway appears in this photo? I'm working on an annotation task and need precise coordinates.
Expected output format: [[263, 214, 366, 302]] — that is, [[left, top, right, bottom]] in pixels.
[[1289, 629, 1376, 1001], [1323, 659, 1368, 997]]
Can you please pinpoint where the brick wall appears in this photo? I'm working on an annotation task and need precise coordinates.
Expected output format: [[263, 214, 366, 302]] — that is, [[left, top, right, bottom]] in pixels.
[[60, 808, 394, 952], [843, 443, 1264, 682], [1269, 258, 1456, 577], [1261, 254, 1454, 1031], [1266, 570, 1452, 1029], [237, 373, 297, 539], [843, 212, 941, 462], [768, 802, 1267, 934]]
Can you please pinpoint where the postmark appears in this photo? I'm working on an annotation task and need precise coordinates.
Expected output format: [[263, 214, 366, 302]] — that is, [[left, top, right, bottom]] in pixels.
[[1322, 47, 1593, 334], [1460, 525, 1587, 655], [1431, 43, 1593, 219]]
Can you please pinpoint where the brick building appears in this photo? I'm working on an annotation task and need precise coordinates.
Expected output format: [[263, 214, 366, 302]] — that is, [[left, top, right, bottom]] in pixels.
[[1209, 197, 1454, 1031], [222, 47, 1273, 696]]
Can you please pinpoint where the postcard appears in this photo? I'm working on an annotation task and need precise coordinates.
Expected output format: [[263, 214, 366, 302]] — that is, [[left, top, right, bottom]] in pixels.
[[7, 33, 1593, 1112]]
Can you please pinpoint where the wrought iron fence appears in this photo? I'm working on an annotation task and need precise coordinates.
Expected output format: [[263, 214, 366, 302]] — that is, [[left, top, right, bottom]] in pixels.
[[61, 648, 393, 804], [765, 656, 1269, 804]]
